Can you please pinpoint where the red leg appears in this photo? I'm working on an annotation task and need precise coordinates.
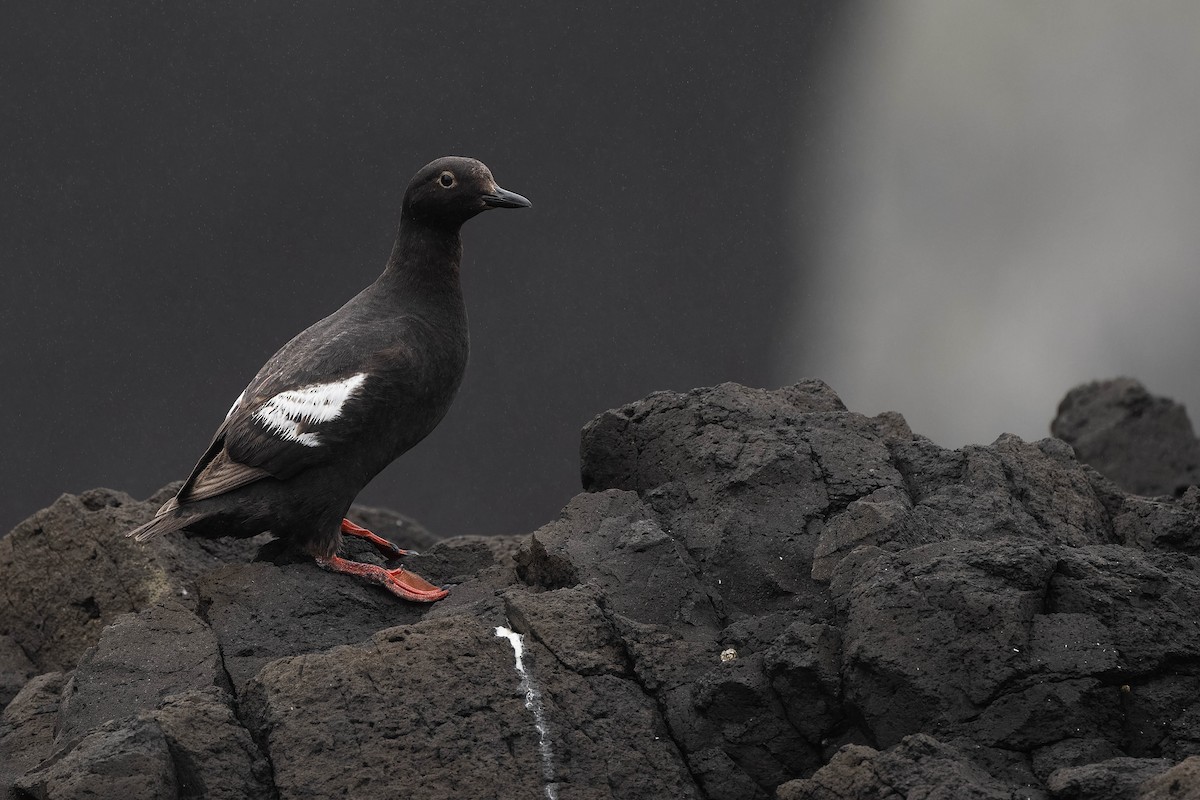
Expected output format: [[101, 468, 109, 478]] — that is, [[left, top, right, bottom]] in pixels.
[[315, 555, 449, 603], [340, 518, 412, 558]]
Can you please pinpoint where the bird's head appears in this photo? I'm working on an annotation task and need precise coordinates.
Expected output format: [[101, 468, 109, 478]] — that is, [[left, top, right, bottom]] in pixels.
[[402, 156, 531, 230]]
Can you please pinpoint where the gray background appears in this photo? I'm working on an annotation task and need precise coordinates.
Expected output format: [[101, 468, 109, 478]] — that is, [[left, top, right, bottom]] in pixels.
[[783, 2, 1200, 449], [6, 3, 1198, 539], [2, 2, 837, 536]]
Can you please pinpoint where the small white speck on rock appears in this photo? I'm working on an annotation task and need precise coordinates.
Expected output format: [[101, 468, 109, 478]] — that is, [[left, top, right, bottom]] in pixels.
[[720, 648, 737, 663]]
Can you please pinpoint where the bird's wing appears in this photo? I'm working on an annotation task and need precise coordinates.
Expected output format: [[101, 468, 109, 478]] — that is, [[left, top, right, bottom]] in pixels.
[[176, 368, 375, 504], [172, 292, 425, 508], [226, 370, 372, 474], [177, 438, 273, 504]]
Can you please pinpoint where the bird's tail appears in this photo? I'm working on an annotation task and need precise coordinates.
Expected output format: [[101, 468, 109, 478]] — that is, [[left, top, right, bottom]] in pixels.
[[126, 498, 201, 542]]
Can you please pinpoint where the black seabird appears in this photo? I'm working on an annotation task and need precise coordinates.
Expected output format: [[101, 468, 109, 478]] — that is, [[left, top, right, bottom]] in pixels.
[[127, 156, 530, 601]]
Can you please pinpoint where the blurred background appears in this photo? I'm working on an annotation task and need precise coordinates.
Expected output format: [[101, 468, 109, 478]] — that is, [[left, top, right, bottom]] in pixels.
[[3, 3, 1197, 538]]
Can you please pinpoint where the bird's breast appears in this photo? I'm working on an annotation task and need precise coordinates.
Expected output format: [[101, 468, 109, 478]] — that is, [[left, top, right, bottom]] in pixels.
[[355, 315, 468, 467]]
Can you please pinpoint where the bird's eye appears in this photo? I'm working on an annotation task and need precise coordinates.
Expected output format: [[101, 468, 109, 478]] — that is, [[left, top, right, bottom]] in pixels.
[[439, 172, 455, 188]]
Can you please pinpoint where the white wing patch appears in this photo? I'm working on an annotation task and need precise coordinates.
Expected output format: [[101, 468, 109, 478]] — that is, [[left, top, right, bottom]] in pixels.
[[252, 373, 368, 448]]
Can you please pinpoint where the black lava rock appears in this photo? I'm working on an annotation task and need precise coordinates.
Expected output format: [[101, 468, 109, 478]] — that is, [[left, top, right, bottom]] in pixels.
[[1052, 377, 1200, 497], [5, 378, 1200, 799]]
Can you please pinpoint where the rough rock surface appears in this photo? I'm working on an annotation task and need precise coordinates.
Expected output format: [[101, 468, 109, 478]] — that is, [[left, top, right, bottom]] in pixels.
[[5, 378, 1200, 799], [1053, 377, 1200, 498]]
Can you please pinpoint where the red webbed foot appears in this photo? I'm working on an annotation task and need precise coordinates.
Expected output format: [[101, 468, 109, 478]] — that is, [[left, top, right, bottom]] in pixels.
[[315, 554, 449, 603], [340, 517, 413, 558]]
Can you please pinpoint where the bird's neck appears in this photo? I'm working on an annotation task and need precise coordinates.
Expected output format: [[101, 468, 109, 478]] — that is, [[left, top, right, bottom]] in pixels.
[[382, 220, 464, 299]]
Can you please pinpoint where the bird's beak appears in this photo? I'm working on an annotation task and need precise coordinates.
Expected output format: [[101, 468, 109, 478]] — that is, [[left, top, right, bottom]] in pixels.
[[481, 185, 532, 209]]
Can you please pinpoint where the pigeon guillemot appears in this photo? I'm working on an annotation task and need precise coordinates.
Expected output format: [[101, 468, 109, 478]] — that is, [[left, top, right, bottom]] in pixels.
[[127, 156, 530, 601]]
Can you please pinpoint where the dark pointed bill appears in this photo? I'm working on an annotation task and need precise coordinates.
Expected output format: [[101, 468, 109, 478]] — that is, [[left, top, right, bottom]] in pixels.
[[482, 186, 532, 209]]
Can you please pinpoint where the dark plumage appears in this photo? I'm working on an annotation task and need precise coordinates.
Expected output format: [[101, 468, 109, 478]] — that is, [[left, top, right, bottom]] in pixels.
[[127, 156, 530, 601]]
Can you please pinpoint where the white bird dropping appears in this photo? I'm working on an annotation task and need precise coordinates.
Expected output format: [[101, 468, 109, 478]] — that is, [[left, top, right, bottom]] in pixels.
[[495, 626, 559, 800]]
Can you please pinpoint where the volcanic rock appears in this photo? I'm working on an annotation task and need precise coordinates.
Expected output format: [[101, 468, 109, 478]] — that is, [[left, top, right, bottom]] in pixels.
[[1052, 377, 1200, 497], [5, 378, 1200, 799]]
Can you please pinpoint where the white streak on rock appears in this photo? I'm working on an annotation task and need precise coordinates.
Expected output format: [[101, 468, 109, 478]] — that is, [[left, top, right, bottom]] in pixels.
[[495, 625, 558, 800]]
